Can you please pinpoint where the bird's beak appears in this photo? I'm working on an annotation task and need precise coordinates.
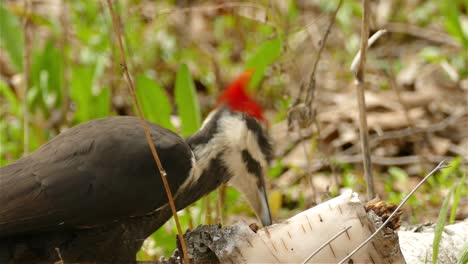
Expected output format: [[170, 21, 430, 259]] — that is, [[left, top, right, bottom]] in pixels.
[[229, 172, 273, 227], [257, 186, 273, 226]]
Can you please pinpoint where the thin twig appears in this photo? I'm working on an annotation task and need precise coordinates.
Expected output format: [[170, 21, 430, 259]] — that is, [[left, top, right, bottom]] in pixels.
[[354, 0, 374, 200], [351, 29, 388, 75], [384, 22, 460, 47], [205, 195, 212, 225], [104, 1, 190, 263], [216, 184, 226, 224], [288, 0, 343, 130], [385, 69, 427, 172], [337, 160, 447, 264], [22, 0, 31, 155], [350, 29, 387, 75], [302, 226, 352, 264], [286, 0, 343, 204], [342, 108, 467, 155], [158, 2, 266, 16], [59, 0, 71, 127], [54, 247, 64, 264]]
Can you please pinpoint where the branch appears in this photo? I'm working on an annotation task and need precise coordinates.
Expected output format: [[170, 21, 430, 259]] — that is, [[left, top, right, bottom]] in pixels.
[[288, 0, 343, 130], [104, 1, 189, 263], [22, 0, 31, 155], [354, 0, 374, 200]]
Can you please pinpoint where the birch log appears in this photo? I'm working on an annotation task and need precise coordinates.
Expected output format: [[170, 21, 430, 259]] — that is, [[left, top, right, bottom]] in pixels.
[[154, 191, 405, 263]]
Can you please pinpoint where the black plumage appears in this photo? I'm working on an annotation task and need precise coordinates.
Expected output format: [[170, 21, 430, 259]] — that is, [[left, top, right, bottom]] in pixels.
[[0, 116, 192, 237], [0, 106, 272, 263]]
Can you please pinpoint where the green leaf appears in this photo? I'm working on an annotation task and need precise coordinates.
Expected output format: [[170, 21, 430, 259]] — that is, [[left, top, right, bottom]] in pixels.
[[92, 86, 110, 119], [0, 79, 19, 115], [33, 41, 63, 109], [449, 170, 466, 224], [175, 64, 201, 136], [245, 38, 282, 89], [389, 167, 409, 183], [441, 0, 468, 48], [433, 184, 456, 264], [0, 4, 23, 71], [458, 243, 468, 264], [438, 156, 461, 183], [71, 65, 94, 122], [135, 74, 175, 131]]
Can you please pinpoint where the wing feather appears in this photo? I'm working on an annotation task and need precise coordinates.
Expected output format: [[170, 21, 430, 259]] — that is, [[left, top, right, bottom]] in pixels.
[[0, 116, 193, 237]]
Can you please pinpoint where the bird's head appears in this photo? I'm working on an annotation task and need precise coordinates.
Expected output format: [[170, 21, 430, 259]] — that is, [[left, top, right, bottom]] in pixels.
[[186, 69, 273, 226]]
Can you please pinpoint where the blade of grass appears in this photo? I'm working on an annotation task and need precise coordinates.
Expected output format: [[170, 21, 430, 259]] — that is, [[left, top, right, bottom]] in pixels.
[[175, 64, 201, 136], [135, 74, 175, 131], [458, 243, 468, 264], [245, 38, 282, 89], [0, 80, 20, 115], [0, 4, 24, 71], [93, 86, 110, 119], [433, 184, 456, 264], [440, 0, 468, 48], [449, 171, 466, 224], [71, 66, 94, 121]]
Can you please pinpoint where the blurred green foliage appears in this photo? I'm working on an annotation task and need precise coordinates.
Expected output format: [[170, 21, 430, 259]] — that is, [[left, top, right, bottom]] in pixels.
[[0, 0, 467, 261]]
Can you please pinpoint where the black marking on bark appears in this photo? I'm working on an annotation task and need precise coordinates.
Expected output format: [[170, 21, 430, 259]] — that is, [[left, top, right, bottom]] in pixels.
[[305, 215, 313, 231], [287, 231, 292, 239], [371, 241, 378, 252], [369, 253, 376, 264], [328, 244, 336, 257], [241, 149, 262, 179], [348, 258, 354, 264], [345, 229, 351, 240], [357, 212, 364, 226], [280, 238, 288, 251], [264, 227, 271, 238], [234, 246, 244, 260], [246, 238, 253, 248], [257, 233, 281, 262], [271, 241, 278, 252], [318, 214, 323, 222], [301, 224, 306, 233]]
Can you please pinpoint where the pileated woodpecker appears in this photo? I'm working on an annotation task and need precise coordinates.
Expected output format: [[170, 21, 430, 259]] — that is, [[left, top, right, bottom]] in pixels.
[[0, 71, 273, 263]]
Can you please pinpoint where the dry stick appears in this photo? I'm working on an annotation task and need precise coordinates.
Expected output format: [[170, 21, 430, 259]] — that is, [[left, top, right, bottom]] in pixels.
[[54, 247, 64, 264], [205, 195, 212, 225], [342, 108, 467, 155], [59, 0, 71, 127], [216, 184, 225, 224], [385, 70, 427, 172], [337, 160, 447, 264], [350, 29, 387, 75], [305, 0, 343, 108], [290, 0, 343, 204], [302, 226, 352, 264], [104, 1, 190, 263], [22, 0, 31, 155], [354, 0, 374, 200]]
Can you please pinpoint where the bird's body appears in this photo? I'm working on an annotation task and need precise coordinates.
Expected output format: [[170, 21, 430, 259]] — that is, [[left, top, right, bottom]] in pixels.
[[0, 105, 272, 263], [0, 116, 193, 237], [0, 70, 272, 263]]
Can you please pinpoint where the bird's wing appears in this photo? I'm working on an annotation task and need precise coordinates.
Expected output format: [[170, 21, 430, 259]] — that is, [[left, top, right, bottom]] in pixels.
[[0, 116, 193, 237]]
